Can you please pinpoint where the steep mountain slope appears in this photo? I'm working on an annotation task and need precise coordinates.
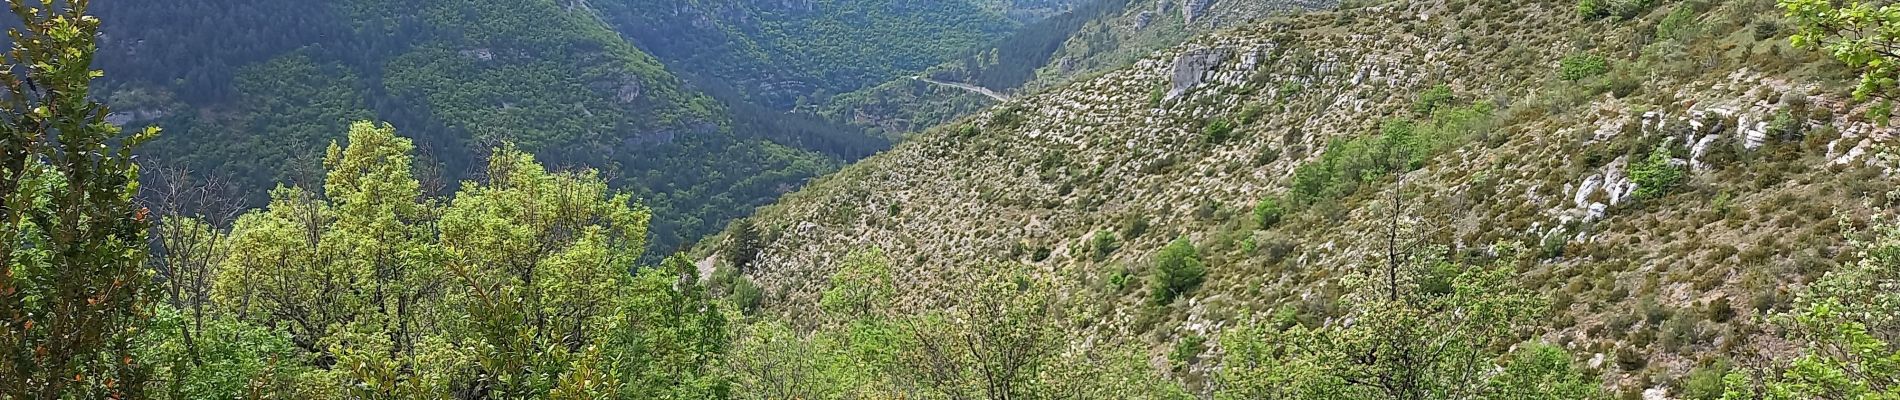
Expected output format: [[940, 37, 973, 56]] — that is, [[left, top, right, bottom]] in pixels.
[[710, 0, 1898, 395], [823, 0, 1336, 137], [591, 0, 1031, 110], [91, 0, 876, 253]]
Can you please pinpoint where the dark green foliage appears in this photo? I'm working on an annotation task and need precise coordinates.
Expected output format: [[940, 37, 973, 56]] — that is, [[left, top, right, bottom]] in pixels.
[[1414, 84, 1458, 115], [1577, 0, 1609, 18], [1090, 230, 1121, 262], [92, 0, 881, 259], [1681, 359, 1731, 400], [1616, 346, 1648, 371], [0, 2, 161, 396], [1291, 101, 1494, 205], [1656, 5, 1700, 40], [1170, 334, 1207, 371], [1707, 297, 1735, 323], [1579, 0, 1659, 20], [724, 219, 765, 272], [595, 0, 1018, 109], [1203, 118, 1238, 144], [1150, 237, 1208, 305], [1253, 197, 1286, 229], [929, 0, 1136, 91], [1121, 213, 1152, 240], [1631, 144, 1685, 199], [722, 271, 765, 316], [1560, 54, 1611, 81], [1238, 103, 1266, 125]]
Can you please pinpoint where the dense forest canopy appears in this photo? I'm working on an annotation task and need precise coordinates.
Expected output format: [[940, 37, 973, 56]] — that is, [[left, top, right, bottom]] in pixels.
[[83, 0, 909, 257]]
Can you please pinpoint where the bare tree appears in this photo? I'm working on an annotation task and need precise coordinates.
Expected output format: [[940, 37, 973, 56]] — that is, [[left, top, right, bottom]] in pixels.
[[142, 164, 243, 365]]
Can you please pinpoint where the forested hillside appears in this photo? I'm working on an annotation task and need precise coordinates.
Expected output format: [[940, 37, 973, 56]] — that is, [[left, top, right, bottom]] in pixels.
[[823, 0, 1335, 137], [591, 0, 1034, 110], [88, 0, 891, 254]]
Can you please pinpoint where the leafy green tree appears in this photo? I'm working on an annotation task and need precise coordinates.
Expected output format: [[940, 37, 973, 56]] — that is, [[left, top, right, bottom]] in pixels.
[[1725, 214, 1899, 399], [1150, 237, 1208, 305], [1783, 0, 1900, 107], [901, 268, 1063, 400], [0, 0, 162, 397], [820, 247, 897, 322], [1088, 230, 1120, 262], [608, 256, 731, 399], [722, 219, 764, 273], [137, 306, 309, 400]]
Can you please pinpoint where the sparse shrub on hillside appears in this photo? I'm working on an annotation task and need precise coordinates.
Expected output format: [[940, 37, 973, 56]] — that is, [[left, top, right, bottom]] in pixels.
[[1203, 118, 1237, 144], [1290, 102, 1495, 206], [1578, 0, 1610, 19], [1631, 144, 1685, 199], [1753, 21, 1782, 41], [1616, 346, 1648, 371], [1681, 359, 1732, 400], [1252, 197, 1285, 229], [1707, 297, 1735, 323], [1721, 215, 1900, 398], [1170, 334, 1207, 372], [1656, 6, 1700, 40], [1414, 84, 1458, 115], [1237, 103, 1265, 125], [1121, 214, 1152, 240], [1150, 237, 1207, 305], [1090, 230, 1120, 262], [990, 104, 1028, 128], [1560, 54, 1611, 81]]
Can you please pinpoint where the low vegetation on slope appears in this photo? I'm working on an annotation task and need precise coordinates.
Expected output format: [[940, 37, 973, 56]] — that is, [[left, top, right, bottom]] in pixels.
[[707, 0, 1900, 397]]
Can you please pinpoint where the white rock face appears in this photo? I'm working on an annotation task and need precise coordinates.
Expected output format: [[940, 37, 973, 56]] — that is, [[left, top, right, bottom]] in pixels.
[[1167, 48, 1231, 100], [1643, 387, 1671, 400], [1741, 120, 1769, 149], [1689, 134, 1719, 171]]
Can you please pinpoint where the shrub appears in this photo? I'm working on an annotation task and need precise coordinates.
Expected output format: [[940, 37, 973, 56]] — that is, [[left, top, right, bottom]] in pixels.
[[1681, 359, 1732, 400], [1203, 118, 1237, 144], [1656, 6, 1698, 40], [1252, 197, 1285, 229], [1237, 103, 1265, 125], [1560, 54, 1611, 81], [730, 277, 764, 314], [1578, 0, 1609, 19], [1171, 334, 1208, 371], [1414, 84, 1458, 115], [1120, 214, 1151, 240], [1708, 297, 1735, 323], [722, 219, 764, 272], [1089, 230, 1119, 262], [1616, 346, 1648, 371], [1150, 237, 1208, 305], [1631, 144, 1685, 199]]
